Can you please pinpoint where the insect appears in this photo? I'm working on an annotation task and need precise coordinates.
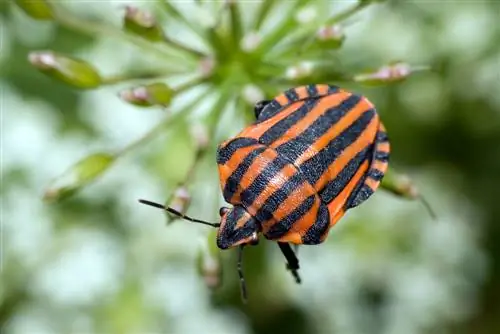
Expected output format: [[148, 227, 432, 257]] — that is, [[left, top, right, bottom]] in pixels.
[[139, 84, 390, 302]]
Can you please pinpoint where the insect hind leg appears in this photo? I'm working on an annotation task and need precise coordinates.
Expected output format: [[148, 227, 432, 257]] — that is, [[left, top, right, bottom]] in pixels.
[[277, 242, 301, 284]]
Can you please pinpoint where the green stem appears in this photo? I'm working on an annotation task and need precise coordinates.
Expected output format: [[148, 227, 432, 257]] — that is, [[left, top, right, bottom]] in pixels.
[[326, 2, 369, 26], [255, 0, 309, 54], [49, 3, 182, 61], [252, 0, 276, 31], [162, 34, 206, 58], [228, 1, 243, 49], [116, 86, 214, 158], [164, 86, 233, 208], [265, 2, 370, 61], [101, 69, 187, 85], [158, 0, 206, 40]]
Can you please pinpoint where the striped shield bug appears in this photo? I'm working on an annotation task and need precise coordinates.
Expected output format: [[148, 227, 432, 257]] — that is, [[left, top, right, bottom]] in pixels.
[[140, 84, 390, 302]]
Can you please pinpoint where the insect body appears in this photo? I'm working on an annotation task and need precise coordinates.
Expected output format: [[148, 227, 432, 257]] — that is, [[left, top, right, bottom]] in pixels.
[[139, 84, 390, 302]]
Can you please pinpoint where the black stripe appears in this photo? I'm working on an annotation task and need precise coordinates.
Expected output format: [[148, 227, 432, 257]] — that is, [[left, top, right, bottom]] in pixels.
[[254, 171, 304, 223], [258, 99, 283, 122], [299, 109, 376, 186], [259, 98, 320, 145], [222, 147, 266, 202], [266, 195, 316, 239], [216, 137, 259, 164], [327, 85, 340, 94], [376, 131, 389, 143], [302, 203, 330, 245], [368, 169, 384, 181], [285, 89, 299, 103], [345, 183, 373, 209], [374, 151, 389, 162], [275, 95, 363, 163], [307, 84, 318, 96], [320, 145, 372, 204], [240, 155, 289, 209]]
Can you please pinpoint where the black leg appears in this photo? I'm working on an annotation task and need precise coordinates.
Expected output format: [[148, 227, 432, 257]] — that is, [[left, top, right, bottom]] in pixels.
[[237, 245, 248, 303], [277, 242, 301, 284]]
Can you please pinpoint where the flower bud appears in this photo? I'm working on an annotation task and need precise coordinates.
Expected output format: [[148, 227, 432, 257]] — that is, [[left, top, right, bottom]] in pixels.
[[123, 6, 164, 42], [285, 61, 314, 80], [43, 153, 115, 202], [167, 187, 191, 215], [316, 25, 345, 49], [119, 83, 174, 107], [28, 51, 102, 89], [196, 230, 223, 289], [354, 62, 428, 86], [189, 123, 210, 150], [381, 168, 418, 199], [381, 168, 436, 219], [14, 0, 53, 20]]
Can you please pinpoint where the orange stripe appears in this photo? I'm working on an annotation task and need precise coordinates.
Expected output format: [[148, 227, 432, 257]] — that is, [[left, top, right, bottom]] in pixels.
[[238, 101, 305, 139], [295, 97, 374, 166], [247, 164, 298, 218], [235, 213, 248, 229], [295, 86, 309, 99], [270, 91, 352, 148], [294, 197, 320, 237], [230, 149, 277, 203], [218, 145, 260, 191], [319, 208, 344, 242], [313, 115, 379, 190], [377, 142, 390, 153], [372, 160, 388, 172], [328, 160, 370, 218], [275, 93, 289, 106], [365, 177, 379, 191], [316, 84, 329, 95], [270, 181, 312, 223]]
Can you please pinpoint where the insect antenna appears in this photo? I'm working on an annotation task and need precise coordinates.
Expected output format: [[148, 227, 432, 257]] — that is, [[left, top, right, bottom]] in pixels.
[[138, 199, 220, 227]]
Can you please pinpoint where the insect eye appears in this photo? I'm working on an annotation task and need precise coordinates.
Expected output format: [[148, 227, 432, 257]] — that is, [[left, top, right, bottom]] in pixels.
[[219, 207, 230, 216], [254, 100, 271, 119]]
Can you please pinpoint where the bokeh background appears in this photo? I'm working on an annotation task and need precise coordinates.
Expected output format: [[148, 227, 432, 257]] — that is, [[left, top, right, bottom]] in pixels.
[[2, 1, 500, 334]]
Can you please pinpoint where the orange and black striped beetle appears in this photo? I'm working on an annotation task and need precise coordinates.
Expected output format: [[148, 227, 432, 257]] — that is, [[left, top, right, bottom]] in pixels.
[[140, 84, 390, 302]]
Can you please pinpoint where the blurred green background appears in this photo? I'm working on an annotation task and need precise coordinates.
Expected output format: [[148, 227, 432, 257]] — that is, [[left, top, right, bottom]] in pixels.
[[2, 1, 500, 334]]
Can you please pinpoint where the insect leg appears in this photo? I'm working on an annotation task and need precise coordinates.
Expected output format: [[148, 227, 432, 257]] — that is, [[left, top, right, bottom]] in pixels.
[[277, 242, 301, 284], [237, 245, 248, 303]]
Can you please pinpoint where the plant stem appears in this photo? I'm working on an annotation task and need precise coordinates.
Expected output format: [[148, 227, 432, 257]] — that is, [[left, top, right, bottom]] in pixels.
[[162, 35, 206, 58], [49, 3, 182, 61], [265, 2, 371, 61], [255, 0, 309, 54], [252, 0, 276, 31], [326, 2, 369, 26], [228, 1, 243, 49], [158, 0, 206, 40], [116, 86, 213, 158], [101, 70, 187, 85]]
